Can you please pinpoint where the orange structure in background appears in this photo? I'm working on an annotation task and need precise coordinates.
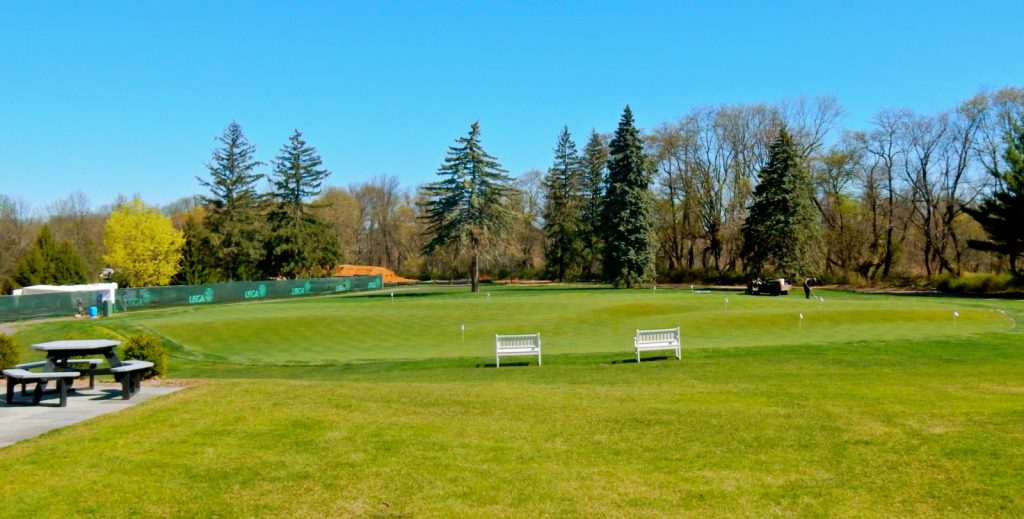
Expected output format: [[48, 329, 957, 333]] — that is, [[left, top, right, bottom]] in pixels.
[[330, 265, 417, 284]]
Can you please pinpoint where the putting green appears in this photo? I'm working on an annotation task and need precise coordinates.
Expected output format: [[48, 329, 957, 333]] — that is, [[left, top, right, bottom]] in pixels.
[[110, 286, 1013, 365]]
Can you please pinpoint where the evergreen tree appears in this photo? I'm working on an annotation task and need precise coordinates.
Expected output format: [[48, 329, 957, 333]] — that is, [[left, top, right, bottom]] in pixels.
[[423, 122, 516, 292], [198, 122, 265, 281], [601, 106, 656, 288], [965, 117, 1024, 275], [263, 129, 339, 278], [741, 127, 820, 278], [542, 126, 585, 281], [173, 213, 219, 285], [580, 130, 608, 280], [11, 225, 88, 287]]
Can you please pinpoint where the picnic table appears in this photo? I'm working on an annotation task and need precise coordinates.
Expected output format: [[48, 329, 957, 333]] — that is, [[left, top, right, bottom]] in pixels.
[[4, 339, 155, 405], [33, 339, 124, 372]]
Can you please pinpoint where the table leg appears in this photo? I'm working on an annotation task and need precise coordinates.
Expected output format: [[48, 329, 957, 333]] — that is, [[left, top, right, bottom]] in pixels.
[[58, 378, 69, 407], [32, 382, 44, 405]]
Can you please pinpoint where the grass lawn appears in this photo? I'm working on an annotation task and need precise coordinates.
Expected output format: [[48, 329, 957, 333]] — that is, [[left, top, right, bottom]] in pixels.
[[1, 286, 1022, 517]]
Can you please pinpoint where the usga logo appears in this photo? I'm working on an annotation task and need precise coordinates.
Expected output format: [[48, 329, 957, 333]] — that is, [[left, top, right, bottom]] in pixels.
[[188, 288, 215, 304], [290, 282, 313, 296], [244, 284, 267, 299]]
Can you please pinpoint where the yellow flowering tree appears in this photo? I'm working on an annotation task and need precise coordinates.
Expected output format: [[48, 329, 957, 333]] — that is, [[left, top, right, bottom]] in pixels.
[[103, 198, 184, 287]]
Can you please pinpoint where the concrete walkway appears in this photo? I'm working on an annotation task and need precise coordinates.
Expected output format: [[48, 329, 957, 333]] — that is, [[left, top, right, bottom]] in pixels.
[[0, 383, 183, 448]]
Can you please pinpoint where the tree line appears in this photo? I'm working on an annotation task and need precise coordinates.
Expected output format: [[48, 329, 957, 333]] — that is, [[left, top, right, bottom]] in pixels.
[[1, 87, 1022, 292]]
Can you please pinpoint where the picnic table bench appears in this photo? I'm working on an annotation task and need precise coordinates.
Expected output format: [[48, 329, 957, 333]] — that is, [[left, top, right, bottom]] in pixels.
[[4, 368, 81, 407], [109, 360, 154, 399], [495, 333, 542, 367], [634, 327, 681, 363], [15, 359, 103, 390]]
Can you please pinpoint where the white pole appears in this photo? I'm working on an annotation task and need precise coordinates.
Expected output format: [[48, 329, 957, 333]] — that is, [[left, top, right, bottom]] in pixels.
[[724, 296, 729, 309], [953, 311, 959, 329], [461, 323, 465, 342], [799, 312, 804, 329]]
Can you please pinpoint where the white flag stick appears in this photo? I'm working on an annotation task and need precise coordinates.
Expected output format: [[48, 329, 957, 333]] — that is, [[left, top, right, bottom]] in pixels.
[[461, 323, 465, 341]]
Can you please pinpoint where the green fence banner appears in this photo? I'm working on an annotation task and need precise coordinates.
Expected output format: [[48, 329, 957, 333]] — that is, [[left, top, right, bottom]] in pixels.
[[0, 275, 383, 322], [0, 290, 110, 322]]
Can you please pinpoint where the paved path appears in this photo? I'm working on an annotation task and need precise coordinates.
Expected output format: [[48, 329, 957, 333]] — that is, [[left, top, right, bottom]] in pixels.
[[0, 383, 183, 448]]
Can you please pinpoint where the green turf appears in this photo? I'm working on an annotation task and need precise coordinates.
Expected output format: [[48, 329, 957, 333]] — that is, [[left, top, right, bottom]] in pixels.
[[2, 286, 1022, 517], [10, 285, 1013, 366]]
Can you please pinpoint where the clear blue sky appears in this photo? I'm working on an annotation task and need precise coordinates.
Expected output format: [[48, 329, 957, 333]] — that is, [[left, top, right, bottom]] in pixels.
[[2, 0, 1021, 212]]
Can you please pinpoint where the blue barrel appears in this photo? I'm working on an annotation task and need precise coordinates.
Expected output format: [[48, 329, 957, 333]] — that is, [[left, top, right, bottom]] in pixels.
[[88, 306, 98, 318]]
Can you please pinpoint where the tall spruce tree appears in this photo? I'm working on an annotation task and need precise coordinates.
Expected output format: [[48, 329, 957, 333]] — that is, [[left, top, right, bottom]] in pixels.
[[422, 122, 516, 292], [198, 122, 265, 281], [542, 127, 585, 281], [580, 130, 608, 280], [601, 106, 656, 287], [965, 116, 1024, 275], [263, 129, 339, 278], [741, 127, 820, 278]]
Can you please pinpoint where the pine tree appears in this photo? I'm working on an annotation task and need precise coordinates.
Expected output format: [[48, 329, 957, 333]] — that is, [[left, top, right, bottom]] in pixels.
[[741, 127, 820, 278], [542, 127, 585, 281], [198, 122, 265, 281], [580, 130, 608, 280], [11, 225, 88, 287], [173, 213, 218, 285], [601, 106, 656, 287], [423, 122, 516, 292], [965, 117, 1024, 275], [264, 129, 338, 278]]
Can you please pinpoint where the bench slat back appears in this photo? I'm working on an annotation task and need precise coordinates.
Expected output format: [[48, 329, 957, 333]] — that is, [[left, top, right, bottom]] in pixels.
[[636, 328, 680, 344], [496, 333, 541, 350]]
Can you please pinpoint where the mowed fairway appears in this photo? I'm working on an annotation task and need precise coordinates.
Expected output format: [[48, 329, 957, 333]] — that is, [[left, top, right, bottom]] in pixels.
[[3, 286, 1023, 517]]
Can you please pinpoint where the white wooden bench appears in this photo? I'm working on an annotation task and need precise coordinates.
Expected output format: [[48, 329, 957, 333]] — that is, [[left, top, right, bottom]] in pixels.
[[4, 368, 81, 406], [110, 360, 155, 399], [495, 333, 541, 367], [634, 327, 681, 363]]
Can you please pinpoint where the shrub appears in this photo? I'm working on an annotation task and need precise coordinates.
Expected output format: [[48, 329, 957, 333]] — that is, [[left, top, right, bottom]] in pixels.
[[0, 334, 18, 371], [122, 333, 168, 379], [935, 272, 1021, 294]]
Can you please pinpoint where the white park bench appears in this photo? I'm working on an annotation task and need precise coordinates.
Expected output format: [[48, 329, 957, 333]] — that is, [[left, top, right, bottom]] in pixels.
[[495, 333, 542, 367], [634, 327, 681, 363]]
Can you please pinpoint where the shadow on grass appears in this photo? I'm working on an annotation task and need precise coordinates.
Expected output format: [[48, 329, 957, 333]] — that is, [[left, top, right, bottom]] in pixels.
[[475, 361, 538, 368], [609, 356, 675, 364]]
